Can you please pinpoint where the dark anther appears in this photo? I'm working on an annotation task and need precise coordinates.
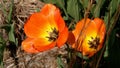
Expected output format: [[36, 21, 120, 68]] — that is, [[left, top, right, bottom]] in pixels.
[[46, 28, 59, 41], [88, 37, 100, 49]]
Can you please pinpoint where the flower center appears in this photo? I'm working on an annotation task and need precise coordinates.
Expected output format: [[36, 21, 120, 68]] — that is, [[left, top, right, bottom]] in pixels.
[[46, 28, 59, 42], [88, 37, 100, 49]]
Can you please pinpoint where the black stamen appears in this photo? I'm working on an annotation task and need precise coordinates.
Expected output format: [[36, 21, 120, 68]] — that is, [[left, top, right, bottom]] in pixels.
[[88, 37, 100, 49], [46, 28, 58, 41]]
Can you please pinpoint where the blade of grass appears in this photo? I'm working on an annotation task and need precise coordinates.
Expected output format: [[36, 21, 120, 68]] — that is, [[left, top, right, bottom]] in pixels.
[[7, 0, 14, 23], [8, 23, 15, 43], [0, 34, 5, 68], [57, 55, 64, 68], [0, 2, 7, 18]]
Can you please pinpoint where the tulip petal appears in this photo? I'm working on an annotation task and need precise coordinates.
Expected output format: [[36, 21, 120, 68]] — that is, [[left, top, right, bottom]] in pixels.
[[33, 40, 56, 51], [54, 8, 65, 32], [57, 27, 68, 47], [24, 13, 53, 38], [93, 18, 106, 50], [41, 4, 65, 32], [67, 32, 75, 45], [41, 4, 58, 29], [22, 38, 39, 53], [93, 18, 106, 39], [73, 18, 91, 39], [22, 37, 55, 52]]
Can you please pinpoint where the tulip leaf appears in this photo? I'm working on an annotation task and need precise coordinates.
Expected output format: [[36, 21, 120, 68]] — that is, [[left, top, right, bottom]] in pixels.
[[77, 52, 89, 60], [40, 0, 56, 4], [53, 0, 69, 19], [109, 0, 120, 17], [93, 0, 105, 17], [67, 0, 80, 22], [41, 0, 65, 8], [79, 0, 88, 10]]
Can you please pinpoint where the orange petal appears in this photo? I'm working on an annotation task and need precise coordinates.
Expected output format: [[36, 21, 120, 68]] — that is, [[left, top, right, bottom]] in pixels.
[[22, 38, 39, 53], [67, 32, 75, 45], [32, 38, 56, 51], [73, 18, 91, 39], [22, 37, 55, 52], [93, 18, 106, 50], [93, 18, 106, 37], [93, 18, 105, 29], [57, 27, 68, 47], [40, 4, 58, 29], [41, 4, 65, 32], [54, 8, 65, 32], [41, 4, 57, 17], [84, 19, 96, 35], [24, 12, 52, 38]]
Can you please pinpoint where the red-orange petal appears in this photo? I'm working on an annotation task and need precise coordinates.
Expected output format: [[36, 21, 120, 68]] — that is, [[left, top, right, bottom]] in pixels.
[[24, 12, 53, 38], [30, 38, 55, 51], [41, 4, 56, 17], [41, 4, 65, 32], [93, 18, 106, 36], [57, 27, 68, 47], [33, 41, 56, 52], [73, 18, 91, 39], [22, 37, 55, 52], [54, 8, 65, 32], [67, 32, 75, 45], [40, 4, 58, 29], [93, 18, 106, 50], [22, 38, 39, 53]]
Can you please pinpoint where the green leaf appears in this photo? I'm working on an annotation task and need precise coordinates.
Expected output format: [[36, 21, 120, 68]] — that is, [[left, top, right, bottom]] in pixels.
[[93, 0, 105, 17], [0, 34, 5, 68], [77, 52, 89, 60], [0, 3, 7, 18], [67, 0, 80, 22], [8, 23, 15, 43], [40, 0, 56, 4], [57, 55, 64, 68], [53, 0, 69, 19], [109, 0, 120, 17], [41, 0, 65, 8], [79, 0, 89, 10], [0, 24, 11, 32]]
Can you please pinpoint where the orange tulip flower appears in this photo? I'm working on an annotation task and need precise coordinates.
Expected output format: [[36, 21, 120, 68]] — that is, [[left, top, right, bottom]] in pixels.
[[68, 18, 106, 57], [22, 4, 68, 53]]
